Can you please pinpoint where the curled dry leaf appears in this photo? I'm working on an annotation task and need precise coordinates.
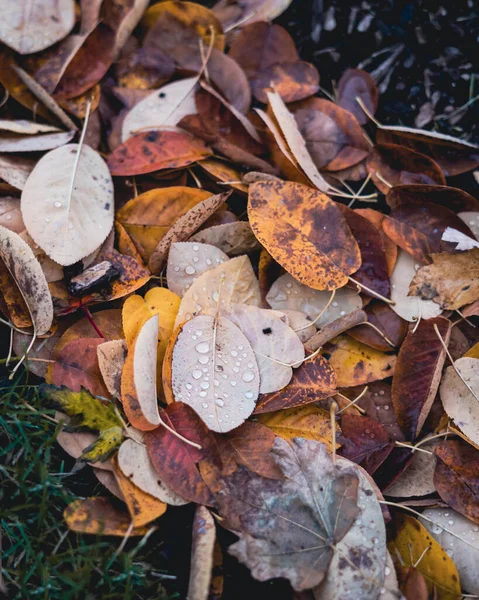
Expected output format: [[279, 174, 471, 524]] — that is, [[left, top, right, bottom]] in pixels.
[[118, 438, 188, 506], [0, 225, 53, 335], [21, 143, 114, 267], [225, 304, 304, 394], [188, 506, 217, 600], [107, 130, 212, 176], [367, 143, 446, 194], [337, 68, 379, 126], [171, 315, 260, 432], [322, 334, 396, 388], [392, 316, 451, 442], [421, 508, 479, 595], [0, 0, 75, 55], [390, 250, 443, 322], [254, 354, 336, 413], [189, 222, 261, 256], [388, 514, 461, 600], [148, 192, 230, 274], [434, 439, 479, 525], [97, 340, 127, 399], [440, 358, 479, 447], [175, 255, 261, 327], [64, 497, 148, 537], [121, 77, 198, 141], [212, 0, 293, 29], [0, 129, 75, 153], [409, 249, 479, 310], [167, 242, 229, 297], [0, 154, 35, 190], [248, 180, 361, 290], [266, 272, 363, 327], [257, 405, 338, 450]]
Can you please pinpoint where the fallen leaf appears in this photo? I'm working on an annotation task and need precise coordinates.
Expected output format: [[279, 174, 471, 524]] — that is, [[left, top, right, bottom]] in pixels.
[[421, 508, 479, 595], [175, 255, 261, 327], [248, 180, 361, 290], [390, 250, 443, 322], [0, 225, 53, 334], [0, 0, 75, 54], [389, 514, 461, 599], [409, 249, 479, 310], [304, 309, 368, 353], [0, 154, 35, 190], [107, 130, 212, 176], [97, 339, 127, 399], [385, 438, 438, 497], [94, 468, 124, 500], [349, 301, 408, 351], [392, 316, 450, 441], [257, 405, 338, 449], [253, 61, 319, 104], [189, 222, 261, 256], [440, 358, 479, 447], [441, 227, 479, 251], [145, 401, 221, 505], [188, 505, 217, 600], [351, 381, 405, 442], [0, 197, 24, 232], [212, 0, 293, 29], [21, 143, 114, 266], [337, 68, 378, 126], [266, 272, 362, 326], [458, 211, 479, 239], [148, 191, 229, 274], [434, 439, 479, 525], [322, 334, 396, 387], [355, 208, 397, 275], [64, 497, 148, 536], [339, 414, 393, 474], [171, 314, 259, 432], [118, 438, 188, 506], [254, 354, 336, 413], [387, 184, 479, 213]]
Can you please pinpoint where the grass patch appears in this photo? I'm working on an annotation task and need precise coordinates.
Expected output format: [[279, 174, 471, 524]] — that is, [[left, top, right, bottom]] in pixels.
[[0, 377, 178, 600]]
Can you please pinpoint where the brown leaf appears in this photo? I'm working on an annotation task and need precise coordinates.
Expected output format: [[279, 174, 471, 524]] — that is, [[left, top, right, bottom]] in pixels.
[[355, 208, 398, 275], [339, 414, 394, 474], [248, 180, 361, 290], [367, 143, 446, 194], [145, 402, 221, 505], [97, 340, 127, 399], [148, 192, 230, 274], [107, 130, 212, 176], [337, 68, 379, 126], [252, 61, 319, 104], [353, 381, 405, 442], [434, 439, 479, 525], [349, 301, 408, 351], [386, 184, 479, 212], [254, 354, 337, 414], [409, 249, 479, 310], [392, 316, 451, 441], [304, 309, 368, 353], [64, 497, 148, 536]]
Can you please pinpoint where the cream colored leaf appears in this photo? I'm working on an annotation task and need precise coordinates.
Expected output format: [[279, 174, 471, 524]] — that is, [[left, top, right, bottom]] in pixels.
[[440, 357, 479, 445], [0, 0, 75, 54], [19, 230, 63, 282], [94, 468, 125, 501], [134, 315, 161, 427], [0, 130, 75, 152], [266, 273, 362, 327], [21, 143, 114, 266], [172, 315, 260, 432], [441, 227, 479, 250], [175, 255, 261, 327], [0, 154, 35, 190], [117, 438, 188, 506], [459, 211, 479, 241], [166, 242, 229, 297], [0, 225, 53, 335], [390, 250, 443, 322], [0, 197, 24, 232], [421, 508, 479, 595], [225, 304, 304, 393], [122, 77, 198, 141], [278, 309, 316, 343], [97, 340, 127, 399], [189, 221, 261, 256], [385, 438, 438, 498], [0, 119, 62, 134], [188, 506, 217, 600]]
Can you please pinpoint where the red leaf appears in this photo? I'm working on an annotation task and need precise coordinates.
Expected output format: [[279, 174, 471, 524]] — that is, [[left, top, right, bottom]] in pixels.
[[339, 414, 394, 474]]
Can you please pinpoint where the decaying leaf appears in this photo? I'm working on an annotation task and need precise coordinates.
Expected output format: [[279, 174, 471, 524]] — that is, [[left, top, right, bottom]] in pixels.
[[97, 340, 127, 399], [339, 414, 393, 474], [385, 438, 438, 497], [187, 506, 217, 600], [337, 68, 378, 126], [189, 221, 261, 256]]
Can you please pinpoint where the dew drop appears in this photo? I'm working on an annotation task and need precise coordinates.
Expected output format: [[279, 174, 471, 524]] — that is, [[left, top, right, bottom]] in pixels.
[[186, 383, 192, 390], [54, 201, 63, 208], [230, 381, 237, 387], [448, 520, 454, 525], [215, 399, 224, 407], [198, 355, 209, 365], [212, 290, 220, 302], [193, 244, 199, 251], [202, 402, 208, 408], [384, 567, 391, 576], [200, 382, 210, 390], [192, 369, 202, 379], [245, 391, 254, 399], [231, 350, 238, 357], [196, 330, 203, 337], [45, 216, 51, 223], [196, 342, 209, 354], [199, 391, 207, 398], [192, 256, 199, 263], [5, 214, 12, 220], [332, 301, 338, 307], [473, 526, 479, 532], [242, 371, 255, 383], [206, 258, 212, 265], [446, 549, 454, 557], [174, 266, 180, 272], [185, 265, 196, 275]]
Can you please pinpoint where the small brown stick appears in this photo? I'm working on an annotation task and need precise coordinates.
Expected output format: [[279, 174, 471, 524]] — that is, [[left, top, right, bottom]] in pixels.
[[304, 309, 367, 353]]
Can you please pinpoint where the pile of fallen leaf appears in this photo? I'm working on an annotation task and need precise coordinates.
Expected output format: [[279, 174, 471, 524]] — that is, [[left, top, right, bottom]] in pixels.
[[1, 0, 479, 598]]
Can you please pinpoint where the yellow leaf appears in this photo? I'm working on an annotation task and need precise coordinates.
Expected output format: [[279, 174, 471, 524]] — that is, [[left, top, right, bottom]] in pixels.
[[257, 405, 339, 451], [81, 427, 124, 463], [123, 295, 153, 348], [388, 514, 461, 600], [322, 335, 396, 387], [64, 498, 148, 537], [465, 342, 479, 359]]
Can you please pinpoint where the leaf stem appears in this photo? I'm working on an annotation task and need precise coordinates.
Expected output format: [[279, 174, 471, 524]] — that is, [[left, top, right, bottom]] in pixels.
[[82, 307, 105, 339], [348, 276, 395, 305]]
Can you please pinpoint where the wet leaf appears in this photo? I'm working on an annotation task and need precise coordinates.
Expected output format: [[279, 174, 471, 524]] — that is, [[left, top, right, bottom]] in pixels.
[[387, 184, 479, 213], [337, 68, 378, 126], [248, 180, 361, 290], [392, 316, 450, 441], [355, 208, 397, 275], [189, 222, 261, 256], [339, 414, 393, 474], [64, 497, 148, 536], [385, 438, 438, 497]]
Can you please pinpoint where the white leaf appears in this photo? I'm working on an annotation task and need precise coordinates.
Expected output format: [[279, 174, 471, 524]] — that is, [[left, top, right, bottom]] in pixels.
[[0, 119, 62, 134], [0, 130, 75, 152], [225, 304, 304, 393], [0, 154, 35, 190], [440, 357, 479, 446], [0, 225, 53, 335], [441, 227, 479, 251], [278, 309, 316, 342], [97, 340, 127, 399], [421, 508, 479, 595], [188, 506, 216, 600], [390, 250, 443, 322], [121, 78, 198, 141], [134, 315, 161, 427], [189, 221, 261, 256], [458, 211, 479, 241], [175, 255, 261, 327], [172, 315, 260, 433], [167, 242, 229, 297], [117, 438, 188, 506], [0, 0, 75, 54], [385, 438, 438, 498], [21, 143, 114, 266], [266, 272, 362, 327]]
